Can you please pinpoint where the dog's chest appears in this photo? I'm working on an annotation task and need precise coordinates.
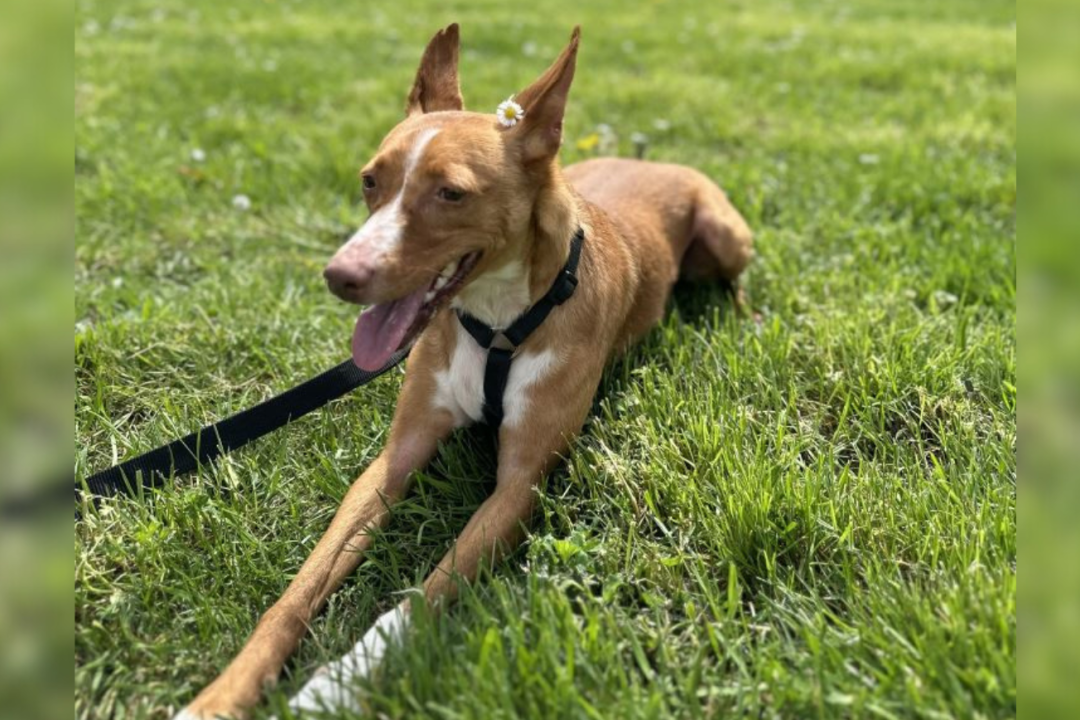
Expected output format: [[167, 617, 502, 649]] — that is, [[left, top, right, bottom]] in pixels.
[[432, 320, 556, 429]]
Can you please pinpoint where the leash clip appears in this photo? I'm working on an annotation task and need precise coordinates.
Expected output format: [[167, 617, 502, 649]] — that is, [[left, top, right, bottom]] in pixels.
[[550, 270, 578, 305]]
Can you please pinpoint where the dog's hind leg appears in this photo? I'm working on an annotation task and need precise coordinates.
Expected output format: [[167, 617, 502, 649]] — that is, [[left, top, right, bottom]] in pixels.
[[679, 183, 754, 313], [176, 373, 456, 720]]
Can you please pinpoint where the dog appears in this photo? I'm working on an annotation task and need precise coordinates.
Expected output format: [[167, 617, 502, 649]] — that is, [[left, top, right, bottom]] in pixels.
[[176, 23, 752, 719]]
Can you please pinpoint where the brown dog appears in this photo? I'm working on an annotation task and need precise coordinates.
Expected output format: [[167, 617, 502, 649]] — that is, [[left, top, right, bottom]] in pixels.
[[176, 24, 751, 719]]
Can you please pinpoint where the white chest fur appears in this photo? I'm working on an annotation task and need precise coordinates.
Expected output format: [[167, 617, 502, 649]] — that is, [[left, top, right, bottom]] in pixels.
[[435, 257, 561, 429], [433, 317, 557, 429], [451, 259, 530, 329]]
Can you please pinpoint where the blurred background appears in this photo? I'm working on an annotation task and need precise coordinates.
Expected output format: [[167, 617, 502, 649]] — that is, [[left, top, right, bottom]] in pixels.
[[1, 0, 72, 719], [1019, 1, 1079, 718]]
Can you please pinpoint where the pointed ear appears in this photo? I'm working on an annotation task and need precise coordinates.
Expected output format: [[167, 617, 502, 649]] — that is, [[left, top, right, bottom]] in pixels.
[[510, 27, 581, 163], [406, 23, 464, 116]]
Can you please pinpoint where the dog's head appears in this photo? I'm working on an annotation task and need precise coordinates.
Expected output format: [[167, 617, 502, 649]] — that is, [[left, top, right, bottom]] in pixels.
[[325, 23, 581, 370]]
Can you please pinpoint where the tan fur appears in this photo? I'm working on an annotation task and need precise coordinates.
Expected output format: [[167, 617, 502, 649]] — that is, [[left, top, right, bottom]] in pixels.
[[179, 24, 751, 719]]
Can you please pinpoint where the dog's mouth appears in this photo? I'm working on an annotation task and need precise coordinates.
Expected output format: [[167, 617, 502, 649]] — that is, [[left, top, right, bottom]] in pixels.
[[351, 251, 482, 370]]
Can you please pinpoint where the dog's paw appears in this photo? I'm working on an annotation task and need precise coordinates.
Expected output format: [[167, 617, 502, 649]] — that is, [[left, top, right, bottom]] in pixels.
[[172, 706, 221, 720], [286, 602, 409, 715], [286, 669, 362, 715], [172, 689, 250, 720]]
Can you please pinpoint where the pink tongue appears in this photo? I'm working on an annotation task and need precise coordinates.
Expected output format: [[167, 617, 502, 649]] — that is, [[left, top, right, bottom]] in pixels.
[[351, 287, 427, 370]]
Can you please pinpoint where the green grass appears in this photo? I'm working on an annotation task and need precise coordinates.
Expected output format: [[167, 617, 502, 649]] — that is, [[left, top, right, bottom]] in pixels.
[[74, 0, 1016, 718]]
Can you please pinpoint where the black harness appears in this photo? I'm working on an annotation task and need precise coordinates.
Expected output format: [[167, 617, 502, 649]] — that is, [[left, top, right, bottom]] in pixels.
[[455, 227, 585, 428]]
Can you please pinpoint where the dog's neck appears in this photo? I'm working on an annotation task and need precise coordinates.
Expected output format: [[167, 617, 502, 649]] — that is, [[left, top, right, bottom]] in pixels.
[[452, 168, 579, 330]]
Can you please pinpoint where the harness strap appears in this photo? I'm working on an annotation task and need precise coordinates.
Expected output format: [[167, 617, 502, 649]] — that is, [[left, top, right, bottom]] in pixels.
[[456, 227, 585, 428], [481, 348, 514, 426]]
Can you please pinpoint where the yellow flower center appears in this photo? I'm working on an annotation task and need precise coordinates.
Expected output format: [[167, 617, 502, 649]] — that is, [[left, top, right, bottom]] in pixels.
[[503, 107, 516, 119]]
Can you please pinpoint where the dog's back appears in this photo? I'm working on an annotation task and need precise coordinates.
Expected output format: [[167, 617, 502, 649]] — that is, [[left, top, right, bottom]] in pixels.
[[565, 157, 753, 344]]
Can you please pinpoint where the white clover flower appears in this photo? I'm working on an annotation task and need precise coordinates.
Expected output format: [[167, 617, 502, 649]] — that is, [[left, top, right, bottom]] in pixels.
[[232, 194, 252, 211], [496, 97, 525, 127], [191, 148, 207, 162], [597, 124, 617, 155]]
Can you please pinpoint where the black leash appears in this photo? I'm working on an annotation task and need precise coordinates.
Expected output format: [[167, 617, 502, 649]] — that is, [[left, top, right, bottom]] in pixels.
[[72, 348, 408, 511], [11, 227, 585, 520], [456, 227, 584, 427]]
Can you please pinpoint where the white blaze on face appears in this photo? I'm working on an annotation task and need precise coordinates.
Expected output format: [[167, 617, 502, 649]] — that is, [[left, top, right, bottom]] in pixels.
[[286, 601, 410, 714], [340, 127, 441, 261]]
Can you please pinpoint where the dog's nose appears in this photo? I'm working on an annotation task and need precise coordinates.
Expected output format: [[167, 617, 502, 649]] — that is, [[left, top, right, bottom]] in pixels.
[[323, 260, 372, 302]]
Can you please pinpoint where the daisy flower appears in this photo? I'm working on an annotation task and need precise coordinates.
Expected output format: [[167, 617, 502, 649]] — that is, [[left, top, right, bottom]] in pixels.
[[496, 97, 525, 127]]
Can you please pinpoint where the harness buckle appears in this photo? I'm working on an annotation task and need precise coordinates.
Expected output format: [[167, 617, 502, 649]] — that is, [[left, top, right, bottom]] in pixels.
[[550, 271, 578, 305]]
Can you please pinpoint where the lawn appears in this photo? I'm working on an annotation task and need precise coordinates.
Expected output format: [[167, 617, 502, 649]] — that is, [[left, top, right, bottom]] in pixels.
[[74, 0, 1016, 718]]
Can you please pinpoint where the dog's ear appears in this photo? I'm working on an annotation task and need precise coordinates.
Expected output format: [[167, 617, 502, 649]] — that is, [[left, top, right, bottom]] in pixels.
[[406, 23, 464, 115], [508, 26, 581, 163]]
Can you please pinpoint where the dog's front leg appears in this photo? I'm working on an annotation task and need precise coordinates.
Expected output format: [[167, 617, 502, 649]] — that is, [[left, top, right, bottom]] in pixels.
[[286, 369, 598, 714], [424, 367, 597, 603], [286, 475, 541, 715], [421, 469, 540, 604], [177, 378, 456, 720], [285, 458, 552, 714]]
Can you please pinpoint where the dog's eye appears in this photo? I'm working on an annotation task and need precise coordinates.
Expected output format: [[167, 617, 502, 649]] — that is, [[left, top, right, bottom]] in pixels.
[[361, 175, 376, 191], [437, 187, 465, 203]]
